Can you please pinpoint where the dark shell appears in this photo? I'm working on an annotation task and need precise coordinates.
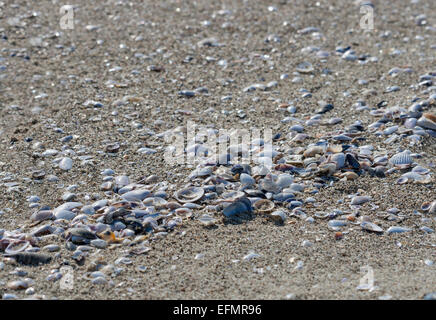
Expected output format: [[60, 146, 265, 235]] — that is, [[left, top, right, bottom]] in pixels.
[[345, 153, 360, 169], [8, 252, 52, 266], [222, 197, 252, 217]]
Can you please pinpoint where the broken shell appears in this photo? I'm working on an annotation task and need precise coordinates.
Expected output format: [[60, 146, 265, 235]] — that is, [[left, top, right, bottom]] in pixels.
[[254, 199, 275, 213], [175, 187, 204, 203]]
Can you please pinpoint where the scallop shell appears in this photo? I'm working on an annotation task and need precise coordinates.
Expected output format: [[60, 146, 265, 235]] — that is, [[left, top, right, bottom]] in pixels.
[[253, 199, 275, 213], [175, 187, 204, 203]]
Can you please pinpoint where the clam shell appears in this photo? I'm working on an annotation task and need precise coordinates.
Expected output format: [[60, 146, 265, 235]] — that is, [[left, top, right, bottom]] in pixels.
[[253, 199, 275, 213], [175, 187, 204, 203]]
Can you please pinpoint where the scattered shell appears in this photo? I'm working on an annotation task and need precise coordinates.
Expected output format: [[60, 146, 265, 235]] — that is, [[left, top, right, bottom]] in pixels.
[[351, 196, 371, 205], [254, 199, 275, 213], [175, 187, 204, 203]]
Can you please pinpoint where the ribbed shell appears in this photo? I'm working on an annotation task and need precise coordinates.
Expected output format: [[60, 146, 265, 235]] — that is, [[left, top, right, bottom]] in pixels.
[[389, 151, 412, 165]]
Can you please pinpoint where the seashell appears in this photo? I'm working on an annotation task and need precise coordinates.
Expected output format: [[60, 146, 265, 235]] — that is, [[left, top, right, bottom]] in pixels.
[[32, 169, 46, 179], [222, 197, 252, 217], [5, 241, 30, 255], [340, 171, 358, 180], [115, 175, 130, 187], [314, 212, 330, 219], [30, 210, 53, 222], [296, 61, 314, 73], [189, 167, 213, 179], [58, 157, 73, 171], [292, 133, 308, 143], [7, 252, 52, 266], [317, 162, 337, 176], [328, 220, 348, 228], [386, 226, 411, 234], [421, 201, 436, 214], [258, 177, 280, 194], [389, 150, 412, 166], [345, 153, 360, 169], [416, 113, 436, 130], [330, 153, 345, 169], [7, 280, 29, 290], [243, 189, 265, 198], [351, 196, 371, 205], [243, 252, 261, 261], [121, 189, 151, 202], [303, 146, 324, 158], [412, 166, 430, 175], [396, 176, 409, 184], [327, 145, 343, 153], [198, 214, 217, 227], [240, 173, 255, 186], [270, 210, 287, 224], [275, 174, 294, 189], [175, 207, 193, 219], [175, 187, 204, 203], [273, 192, 295, 202], [253, 199, 275, 213], [361, 221, 383, 233]]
